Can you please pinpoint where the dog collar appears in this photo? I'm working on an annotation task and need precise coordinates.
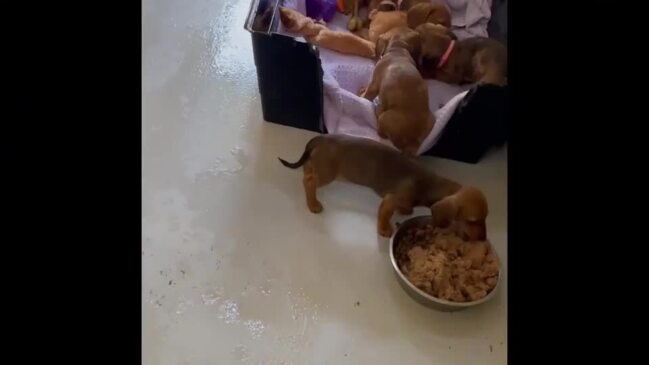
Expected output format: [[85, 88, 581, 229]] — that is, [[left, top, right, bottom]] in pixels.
[[437, 40, 456, 69]]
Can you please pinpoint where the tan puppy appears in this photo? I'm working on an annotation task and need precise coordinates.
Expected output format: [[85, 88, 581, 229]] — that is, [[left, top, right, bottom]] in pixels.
[[365, 1, 451, 44], [415, 23, 507, 85], [359, 29, 433, 156], [279, 7, 375, 58], [404, 1, 451, 29], [367, 4, 406, 43], [431, 186, 488, 241], [278, 135, 489, 238]]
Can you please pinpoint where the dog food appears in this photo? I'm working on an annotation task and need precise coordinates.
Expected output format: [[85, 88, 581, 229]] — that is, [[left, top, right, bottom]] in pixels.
[[395, 222, 499, 302]]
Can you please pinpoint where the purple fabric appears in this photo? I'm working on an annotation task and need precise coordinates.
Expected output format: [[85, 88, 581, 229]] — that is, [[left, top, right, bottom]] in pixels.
[[306, 0, 338, 23], [321, 0, 338, 22], [305, 0, 323, 20]]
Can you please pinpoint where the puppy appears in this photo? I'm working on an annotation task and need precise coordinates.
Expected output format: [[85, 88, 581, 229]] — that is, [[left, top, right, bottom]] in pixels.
[[415, 23, 507, 85], [364, 1, 451, 44], [432, 186, 488, 241], [360, 29, 433, 156], [278, 134, 489, 238], [403, 1, 451, 28], [365, 1, 405, 43]]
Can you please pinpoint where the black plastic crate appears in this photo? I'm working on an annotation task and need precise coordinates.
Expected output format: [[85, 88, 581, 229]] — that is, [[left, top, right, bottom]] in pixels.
[[244, 0, 325, 133], [244, 0, 507, 163]]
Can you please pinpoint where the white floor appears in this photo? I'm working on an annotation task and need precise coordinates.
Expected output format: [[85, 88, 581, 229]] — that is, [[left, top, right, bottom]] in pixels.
[[142, 0, 507, 364]]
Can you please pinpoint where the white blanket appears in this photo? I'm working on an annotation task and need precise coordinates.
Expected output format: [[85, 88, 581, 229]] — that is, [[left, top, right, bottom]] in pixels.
[[278, 0, 491, 154]]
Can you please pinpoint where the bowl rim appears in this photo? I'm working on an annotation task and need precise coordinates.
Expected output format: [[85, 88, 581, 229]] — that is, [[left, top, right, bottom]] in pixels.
[[389, 215, 501, 308]]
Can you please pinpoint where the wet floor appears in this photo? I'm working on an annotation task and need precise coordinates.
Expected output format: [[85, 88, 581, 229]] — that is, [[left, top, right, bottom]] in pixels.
[[142, 0, 507, 364]]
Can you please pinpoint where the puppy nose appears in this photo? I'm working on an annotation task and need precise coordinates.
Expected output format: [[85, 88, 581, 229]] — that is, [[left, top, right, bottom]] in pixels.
[[468, 226, 486, 241], [477, 228, 487, 241]]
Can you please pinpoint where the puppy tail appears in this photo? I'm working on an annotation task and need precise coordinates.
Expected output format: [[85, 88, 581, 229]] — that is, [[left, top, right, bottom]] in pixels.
[[278, 136, 321, 169]]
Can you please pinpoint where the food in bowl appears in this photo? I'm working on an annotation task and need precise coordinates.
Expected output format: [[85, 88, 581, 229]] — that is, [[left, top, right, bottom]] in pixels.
[[394, 221, 500, 302]]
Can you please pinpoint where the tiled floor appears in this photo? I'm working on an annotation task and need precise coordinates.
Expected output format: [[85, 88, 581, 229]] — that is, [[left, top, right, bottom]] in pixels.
[[142, 0, 507, 364]]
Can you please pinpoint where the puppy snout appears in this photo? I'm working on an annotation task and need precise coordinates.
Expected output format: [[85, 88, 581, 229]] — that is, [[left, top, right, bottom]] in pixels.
[[472, 225, 487, 241], [465, 223, 486, 241]]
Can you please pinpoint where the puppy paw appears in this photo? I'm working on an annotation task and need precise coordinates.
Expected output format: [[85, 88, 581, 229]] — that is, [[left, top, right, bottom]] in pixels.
[[378, 225, 394, 238], [357, 86, 367, 97], [308, 201, 323, 213]]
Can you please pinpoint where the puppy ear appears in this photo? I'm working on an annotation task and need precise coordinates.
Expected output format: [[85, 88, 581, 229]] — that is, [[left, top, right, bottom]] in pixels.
[[407, 3, 430, 29], [375, 36, 389, 60], [402, 30, 422, 62], [414, 24, 454, 72], [423, 5, 452, 28], [431, 198, 457, 228]]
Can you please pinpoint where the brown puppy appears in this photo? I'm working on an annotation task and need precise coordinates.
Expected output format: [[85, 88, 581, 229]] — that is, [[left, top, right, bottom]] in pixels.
[[360, 29, 433, 156], [279, 7, 376, 58], [415, 23, 507, 85], [365, 1, 405, 43], [404, 1, 451, 29], [431, 186, 488, 241], [364, 1, 451, 44], [278, 134, 489, 238]]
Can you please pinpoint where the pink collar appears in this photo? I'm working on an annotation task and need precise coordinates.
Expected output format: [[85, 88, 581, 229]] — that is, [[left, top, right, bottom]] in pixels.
[[437, 40, 456, 69]]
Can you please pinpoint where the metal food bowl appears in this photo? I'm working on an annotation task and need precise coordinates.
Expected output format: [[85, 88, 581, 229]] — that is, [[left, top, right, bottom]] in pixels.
[[389, 215, 501, 312]]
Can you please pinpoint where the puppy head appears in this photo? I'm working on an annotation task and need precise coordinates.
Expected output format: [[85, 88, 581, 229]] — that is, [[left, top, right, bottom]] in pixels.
[[414, 23, 456, 71], [431, 186, 488, 241], [406, 2, 452, 29], [384, 28, 422, 60], [375, 35, 390, 59]]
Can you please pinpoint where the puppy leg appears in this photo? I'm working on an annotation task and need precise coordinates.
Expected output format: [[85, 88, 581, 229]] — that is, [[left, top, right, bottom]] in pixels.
[[378, 192, 414, 237], [377, 109, 396, 141], [360, 83, 379, 100], [378, 193, 398, 237], [375, 105, 390, 139], [357, 86, 367, 97], [360, 66, 382, 101], [376, 104, 394, 140], [395, 187, 415, 215], [302, 161, 323, 213], [377, 117, 389, 139]]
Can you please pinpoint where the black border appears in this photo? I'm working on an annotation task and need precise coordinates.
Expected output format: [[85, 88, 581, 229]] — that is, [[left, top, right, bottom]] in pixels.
[[5, 2, 141, 361], [4, 0, 627, 362], [507, 1, 627, 362]]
